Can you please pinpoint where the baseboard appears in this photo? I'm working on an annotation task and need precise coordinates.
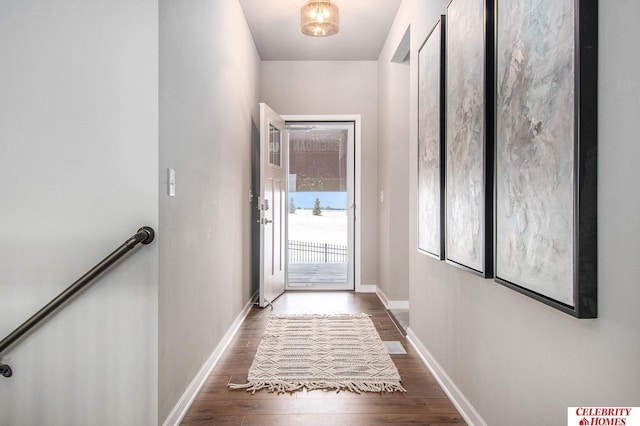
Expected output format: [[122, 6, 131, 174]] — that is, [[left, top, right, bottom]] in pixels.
[[387, 300, 409, 309], [356, 283, 377, 293], [375, 287, 410, 310], [406, 328, 487, 426], [162, 293, 258, 426]]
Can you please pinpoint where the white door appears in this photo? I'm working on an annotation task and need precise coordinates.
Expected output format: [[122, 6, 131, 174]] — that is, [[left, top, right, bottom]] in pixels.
[[258, 103, 287, 307]]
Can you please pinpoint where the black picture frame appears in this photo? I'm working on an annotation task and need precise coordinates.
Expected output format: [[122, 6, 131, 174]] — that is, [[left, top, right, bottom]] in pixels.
[[444, 0, 494, 278], [417, 16, 446, 259], [493, 0, 598, 318]]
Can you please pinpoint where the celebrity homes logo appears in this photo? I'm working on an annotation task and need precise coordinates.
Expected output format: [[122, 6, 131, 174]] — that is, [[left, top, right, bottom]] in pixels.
[[568, 407, 640, 426]]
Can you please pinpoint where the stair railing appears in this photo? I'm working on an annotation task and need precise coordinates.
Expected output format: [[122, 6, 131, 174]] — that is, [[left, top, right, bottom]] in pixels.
[[0, 226, 155, 378]]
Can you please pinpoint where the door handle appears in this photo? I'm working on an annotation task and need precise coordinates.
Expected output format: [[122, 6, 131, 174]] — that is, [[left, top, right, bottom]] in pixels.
[[257, 218, 273, 225]]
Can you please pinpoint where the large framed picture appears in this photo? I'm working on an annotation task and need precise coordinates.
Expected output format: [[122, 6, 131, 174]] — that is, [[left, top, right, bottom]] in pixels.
[[445, 0, 494, 277], [418, 16, 446, 259], [494, 0, 598, 317]]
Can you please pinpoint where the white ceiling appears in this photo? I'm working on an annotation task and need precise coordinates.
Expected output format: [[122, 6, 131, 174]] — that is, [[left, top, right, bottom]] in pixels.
[[239, 0, 403, 61]]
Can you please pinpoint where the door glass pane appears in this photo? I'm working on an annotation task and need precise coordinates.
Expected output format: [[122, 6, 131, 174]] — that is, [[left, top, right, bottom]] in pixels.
[[287, 124, 349, 284], [269, 124, 281, 167]]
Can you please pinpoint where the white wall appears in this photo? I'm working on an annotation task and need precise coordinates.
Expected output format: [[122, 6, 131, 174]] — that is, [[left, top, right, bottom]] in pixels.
[[260, 61, 379, 287], [380, 0, 640, 424], [158, 0, 261, 422], [378, 25, 411, 304], [0, 1, 159, 425]]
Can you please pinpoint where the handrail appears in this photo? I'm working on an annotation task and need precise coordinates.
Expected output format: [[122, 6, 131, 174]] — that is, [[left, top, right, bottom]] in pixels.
[[0, 226, 155, 378]]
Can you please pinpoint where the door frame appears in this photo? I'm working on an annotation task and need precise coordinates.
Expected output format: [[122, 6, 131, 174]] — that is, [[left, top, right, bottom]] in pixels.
[[282, 114, 364, 293]]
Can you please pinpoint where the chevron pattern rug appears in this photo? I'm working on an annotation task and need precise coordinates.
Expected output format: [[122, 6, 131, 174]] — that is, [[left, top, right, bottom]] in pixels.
[[229, 313, 406, 394]]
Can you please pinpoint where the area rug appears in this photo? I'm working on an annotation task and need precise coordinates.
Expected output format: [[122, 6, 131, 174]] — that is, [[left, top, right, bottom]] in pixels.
[[229, 313, 406, 394]]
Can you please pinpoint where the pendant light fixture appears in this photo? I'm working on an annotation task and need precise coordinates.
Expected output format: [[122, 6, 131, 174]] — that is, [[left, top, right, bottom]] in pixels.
[[300, 0, 340, 37]]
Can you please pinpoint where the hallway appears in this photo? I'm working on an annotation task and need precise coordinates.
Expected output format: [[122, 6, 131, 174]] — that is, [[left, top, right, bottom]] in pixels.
[[181, 292, 466, 425]]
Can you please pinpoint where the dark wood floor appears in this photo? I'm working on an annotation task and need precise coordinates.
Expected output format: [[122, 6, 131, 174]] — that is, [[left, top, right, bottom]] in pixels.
[[181, 292, 466, 425]]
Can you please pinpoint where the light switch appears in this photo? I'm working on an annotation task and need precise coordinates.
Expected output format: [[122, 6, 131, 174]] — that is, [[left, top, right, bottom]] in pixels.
[[168, 168, 176, 197], [380, 191, 384, 203]]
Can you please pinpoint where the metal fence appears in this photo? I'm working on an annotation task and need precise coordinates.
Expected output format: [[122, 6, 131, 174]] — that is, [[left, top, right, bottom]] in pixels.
[[288, 240, 348, 264]]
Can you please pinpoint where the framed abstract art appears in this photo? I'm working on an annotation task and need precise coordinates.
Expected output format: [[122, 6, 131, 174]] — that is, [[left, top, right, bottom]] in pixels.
[[418, 16, 446, 259], [494, 0, 598, 317], [445, 0, 494, 277]]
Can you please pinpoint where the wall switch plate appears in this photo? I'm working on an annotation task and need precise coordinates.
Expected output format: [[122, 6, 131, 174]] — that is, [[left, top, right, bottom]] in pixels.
[[380, 190, 384, 203], [168, 168, 176, 196]]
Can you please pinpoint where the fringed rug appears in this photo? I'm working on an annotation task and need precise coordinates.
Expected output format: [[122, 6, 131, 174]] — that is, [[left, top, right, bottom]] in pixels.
[[229, 313, 406, 394]]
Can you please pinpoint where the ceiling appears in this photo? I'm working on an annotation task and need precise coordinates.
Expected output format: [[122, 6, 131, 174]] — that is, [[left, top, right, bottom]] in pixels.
[[239, 0, 403, 61]]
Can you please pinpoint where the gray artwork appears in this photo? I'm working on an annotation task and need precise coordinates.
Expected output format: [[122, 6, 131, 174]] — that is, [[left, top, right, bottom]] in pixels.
[[418, 20, 443, 257], [445, 0, 486, 272], [495, 0, 575, 305]]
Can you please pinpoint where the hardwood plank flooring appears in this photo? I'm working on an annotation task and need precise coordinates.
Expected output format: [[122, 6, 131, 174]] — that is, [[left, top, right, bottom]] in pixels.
[[181, 292, 466, 425]]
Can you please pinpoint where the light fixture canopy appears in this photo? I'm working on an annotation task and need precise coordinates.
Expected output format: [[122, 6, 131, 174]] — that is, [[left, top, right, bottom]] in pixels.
[[300, 0, 340, 37]]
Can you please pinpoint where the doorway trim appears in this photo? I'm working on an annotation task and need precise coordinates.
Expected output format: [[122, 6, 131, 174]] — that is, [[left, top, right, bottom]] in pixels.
[[282, 114, 364, 293]]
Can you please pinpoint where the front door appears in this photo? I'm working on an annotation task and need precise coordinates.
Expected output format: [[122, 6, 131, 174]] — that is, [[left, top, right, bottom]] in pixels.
[[285, 121, 355, 291], [258, 103, 287, 307]]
